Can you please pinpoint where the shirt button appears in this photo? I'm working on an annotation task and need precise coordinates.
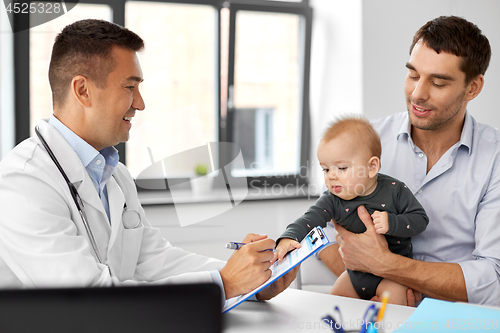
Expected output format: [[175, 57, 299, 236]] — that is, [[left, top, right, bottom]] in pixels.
[[418, 153, 424, 158], [417, 189, 422, 194], [96, 160, 102, 165]]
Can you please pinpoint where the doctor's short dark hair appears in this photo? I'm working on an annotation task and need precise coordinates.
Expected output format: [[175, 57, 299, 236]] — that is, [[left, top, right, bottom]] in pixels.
[[410, 15, 491, 84], [48, 19, 144, 108]]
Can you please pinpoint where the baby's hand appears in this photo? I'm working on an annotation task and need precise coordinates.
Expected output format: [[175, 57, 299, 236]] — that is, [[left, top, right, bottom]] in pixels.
[[372, 211, 389, 234], [274, 238, 301, 263]]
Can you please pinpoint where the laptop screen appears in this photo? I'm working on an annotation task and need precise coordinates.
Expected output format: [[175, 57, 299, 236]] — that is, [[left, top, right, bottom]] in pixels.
[[0, 283, 222, 333]]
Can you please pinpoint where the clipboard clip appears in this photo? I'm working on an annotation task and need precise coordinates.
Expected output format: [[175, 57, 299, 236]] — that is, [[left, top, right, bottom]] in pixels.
[[307, 229, 318, 244], [307, 227, 325, 245]]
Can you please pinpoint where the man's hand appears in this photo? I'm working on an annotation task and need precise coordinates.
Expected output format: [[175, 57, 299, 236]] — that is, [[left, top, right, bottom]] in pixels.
[[335, 205, 389, 273], [372, 210, 389, 234], [256, 266, 299, 301], [274, 238, 301, 263], [219, 234, 276, 299]]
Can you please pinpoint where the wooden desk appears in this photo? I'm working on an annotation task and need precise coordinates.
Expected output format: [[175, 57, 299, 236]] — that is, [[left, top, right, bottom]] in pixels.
[[223, 288, 415, 332]]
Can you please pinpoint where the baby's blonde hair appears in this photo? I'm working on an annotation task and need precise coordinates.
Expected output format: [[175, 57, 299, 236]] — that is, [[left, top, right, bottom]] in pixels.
[[321, 116, 381, 159]]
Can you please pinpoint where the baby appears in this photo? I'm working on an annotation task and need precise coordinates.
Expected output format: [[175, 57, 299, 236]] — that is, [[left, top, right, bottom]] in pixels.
[[275, 116, 429, 305]]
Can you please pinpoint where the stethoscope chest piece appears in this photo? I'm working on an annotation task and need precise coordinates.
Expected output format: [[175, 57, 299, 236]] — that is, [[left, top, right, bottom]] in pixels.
[[122, 209, 142, 229]]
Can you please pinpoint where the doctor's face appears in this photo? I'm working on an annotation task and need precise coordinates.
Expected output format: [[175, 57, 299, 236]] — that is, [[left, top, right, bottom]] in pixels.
[[86, 46, 145, 151]]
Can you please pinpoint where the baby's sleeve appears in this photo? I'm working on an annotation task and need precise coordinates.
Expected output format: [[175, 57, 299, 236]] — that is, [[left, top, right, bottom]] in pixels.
[[277, 191, 337, 244], [386, 182, 429, 237]]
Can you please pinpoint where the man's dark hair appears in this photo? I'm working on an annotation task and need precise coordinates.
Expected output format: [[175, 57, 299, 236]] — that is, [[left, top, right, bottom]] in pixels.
[[410, 15, 491, 84], [48, 19, 144, 108]]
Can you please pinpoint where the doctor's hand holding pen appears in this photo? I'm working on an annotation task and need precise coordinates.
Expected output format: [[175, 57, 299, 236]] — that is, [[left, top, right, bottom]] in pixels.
[[219, 233, 297, 300]]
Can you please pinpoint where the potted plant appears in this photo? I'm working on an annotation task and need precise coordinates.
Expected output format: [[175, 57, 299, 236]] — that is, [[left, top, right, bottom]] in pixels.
[[191, 163, 213, 194]]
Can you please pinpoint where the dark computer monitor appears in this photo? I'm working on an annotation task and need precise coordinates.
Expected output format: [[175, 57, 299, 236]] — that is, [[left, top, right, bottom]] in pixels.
[[0, 283, 222, 333]]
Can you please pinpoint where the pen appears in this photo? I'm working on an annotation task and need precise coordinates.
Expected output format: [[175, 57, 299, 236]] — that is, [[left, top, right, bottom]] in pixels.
[[225, 242, 277, 252], [366, 291, 390, 333], [322, 315, 345, 333], [226, 242, 246, 250], [376, 291, 390, 323], [359, 304, 378, 333]]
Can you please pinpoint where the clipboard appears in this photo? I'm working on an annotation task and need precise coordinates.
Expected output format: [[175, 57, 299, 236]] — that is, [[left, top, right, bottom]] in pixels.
[[223, 226, 330, 313]]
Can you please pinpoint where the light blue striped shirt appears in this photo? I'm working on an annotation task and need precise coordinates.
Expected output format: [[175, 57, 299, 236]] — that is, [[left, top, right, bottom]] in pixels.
[[374, 112, 500, 306], [48, 115, 119, 221], [324, 112, 500, 306]]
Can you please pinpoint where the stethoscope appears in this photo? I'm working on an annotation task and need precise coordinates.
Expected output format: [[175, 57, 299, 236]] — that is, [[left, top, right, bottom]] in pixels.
[[35, 126, 142, 265]]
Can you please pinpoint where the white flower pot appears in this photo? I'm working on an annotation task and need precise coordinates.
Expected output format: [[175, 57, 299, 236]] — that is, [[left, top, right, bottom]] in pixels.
[[191, 176, 214, 194]]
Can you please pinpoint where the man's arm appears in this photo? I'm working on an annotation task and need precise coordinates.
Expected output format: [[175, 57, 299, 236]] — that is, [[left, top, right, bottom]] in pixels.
[[318, 244, 345, 277], [336, 206, 467, 302]]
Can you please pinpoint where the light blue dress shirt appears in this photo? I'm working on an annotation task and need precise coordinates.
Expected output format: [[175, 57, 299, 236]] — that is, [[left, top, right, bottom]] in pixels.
[[47, 116, 226, 301], [48, 115, 118, 221], [375, 112, 500, 306], [323, 112, 500, 306]]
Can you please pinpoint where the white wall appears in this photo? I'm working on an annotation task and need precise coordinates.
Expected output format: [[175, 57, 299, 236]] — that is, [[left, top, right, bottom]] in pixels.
[[144, 198, 317, 262], [361, 0, 500, 126], [305, 0, 500, 193], [151, 0, 500, 254], [308, 0, 363, 191]]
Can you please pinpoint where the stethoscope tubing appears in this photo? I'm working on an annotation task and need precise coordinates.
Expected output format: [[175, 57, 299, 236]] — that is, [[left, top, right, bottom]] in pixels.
[[35, 126, 105, 264]]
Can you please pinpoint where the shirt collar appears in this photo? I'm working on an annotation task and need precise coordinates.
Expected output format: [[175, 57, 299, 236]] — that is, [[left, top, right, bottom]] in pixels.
[[48, 115, 119, 167], [459, 112, 473, 156], [396, 113, 413, 147], [396, 111, 473, 155]]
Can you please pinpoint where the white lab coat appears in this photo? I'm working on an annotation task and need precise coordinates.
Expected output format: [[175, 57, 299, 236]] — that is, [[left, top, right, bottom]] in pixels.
[[0, 119, 225, 288]]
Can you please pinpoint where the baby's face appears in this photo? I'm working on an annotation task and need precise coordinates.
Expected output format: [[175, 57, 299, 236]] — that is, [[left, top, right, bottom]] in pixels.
[[317, 134, 377, 200]]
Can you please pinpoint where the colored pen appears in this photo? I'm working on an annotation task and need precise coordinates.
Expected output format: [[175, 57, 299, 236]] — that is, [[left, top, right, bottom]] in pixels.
[[322, 315, 345, 333], [226, 242, 246, 250], [225, 242, 276, 252], [376, 291, 390, 322], [366, 291, 390, 333]]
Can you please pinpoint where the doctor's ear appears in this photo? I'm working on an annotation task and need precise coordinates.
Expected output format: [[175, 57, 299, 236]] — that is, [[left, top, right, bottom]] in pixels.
[[367, 156, 380, 178], [71, 75, 92, 108]]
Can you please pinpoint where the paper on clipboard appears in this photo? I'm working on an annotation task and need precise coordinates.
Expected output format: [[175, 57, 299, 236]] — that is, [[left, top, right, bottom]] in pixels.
[[222, 226, 330, 313]]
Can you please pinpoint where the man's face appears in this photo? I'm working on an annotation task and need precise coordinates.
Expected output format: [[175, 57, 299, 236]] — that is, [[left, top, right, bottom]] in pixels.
[[85, 46, 145, 151], [404, 41, 470, 131], [317, 134, 376, 201]]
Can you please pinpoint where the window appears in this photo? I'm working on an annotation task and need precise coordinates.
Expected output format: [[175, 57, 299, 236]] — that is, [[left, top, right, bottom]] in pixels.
[[15, 0, 312, 195], [229, 9, 304, 177], [125, 1, 218, 178], [30, 3, 112, 135]]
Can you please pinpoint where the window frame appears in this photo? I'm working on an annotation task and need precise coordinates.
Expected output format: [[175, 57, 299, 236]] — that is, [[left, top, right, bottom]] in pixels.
[[225, 1, 312, 189], [13, 0, 313, 193], [14, 0, 127, 159]]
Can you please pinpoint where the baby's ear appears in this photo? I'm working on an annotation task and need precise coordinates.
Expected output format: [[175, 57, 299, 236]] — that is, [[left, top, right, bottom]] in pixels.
[[367, 156, 380, 178]]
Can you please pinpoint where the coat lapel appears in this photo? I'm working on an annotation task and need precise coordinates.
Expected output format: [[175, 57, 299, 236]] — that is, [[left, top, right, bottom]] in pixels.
[[107, 176, 125, 248], [37, 119, 111, 262]]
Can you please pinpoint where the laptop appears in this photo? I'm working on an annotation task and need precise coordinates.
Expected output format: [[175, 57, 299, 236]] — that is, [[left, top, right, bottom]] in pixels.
[[0, 283, 222, 333]]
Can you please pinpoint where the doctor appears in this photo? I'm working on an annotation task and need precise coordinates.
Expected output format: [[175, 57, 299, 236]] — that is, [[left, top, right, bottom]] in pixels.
[[0, 19, 296, 301]]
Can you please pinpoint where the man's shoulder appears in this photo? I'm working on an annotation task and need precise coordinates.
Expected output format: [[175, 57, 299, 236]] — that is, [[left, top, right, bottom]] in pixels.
[[370, 112, 407, 132], [0, 137, 39, 172], [472, 117, 500, 145]]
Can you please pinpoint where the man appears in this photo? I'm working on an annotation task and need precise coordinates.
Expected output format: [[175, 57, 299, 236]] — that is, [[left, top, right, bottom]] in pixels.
[[320, 15, 500, 306], [0, 19, 295, 301]]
